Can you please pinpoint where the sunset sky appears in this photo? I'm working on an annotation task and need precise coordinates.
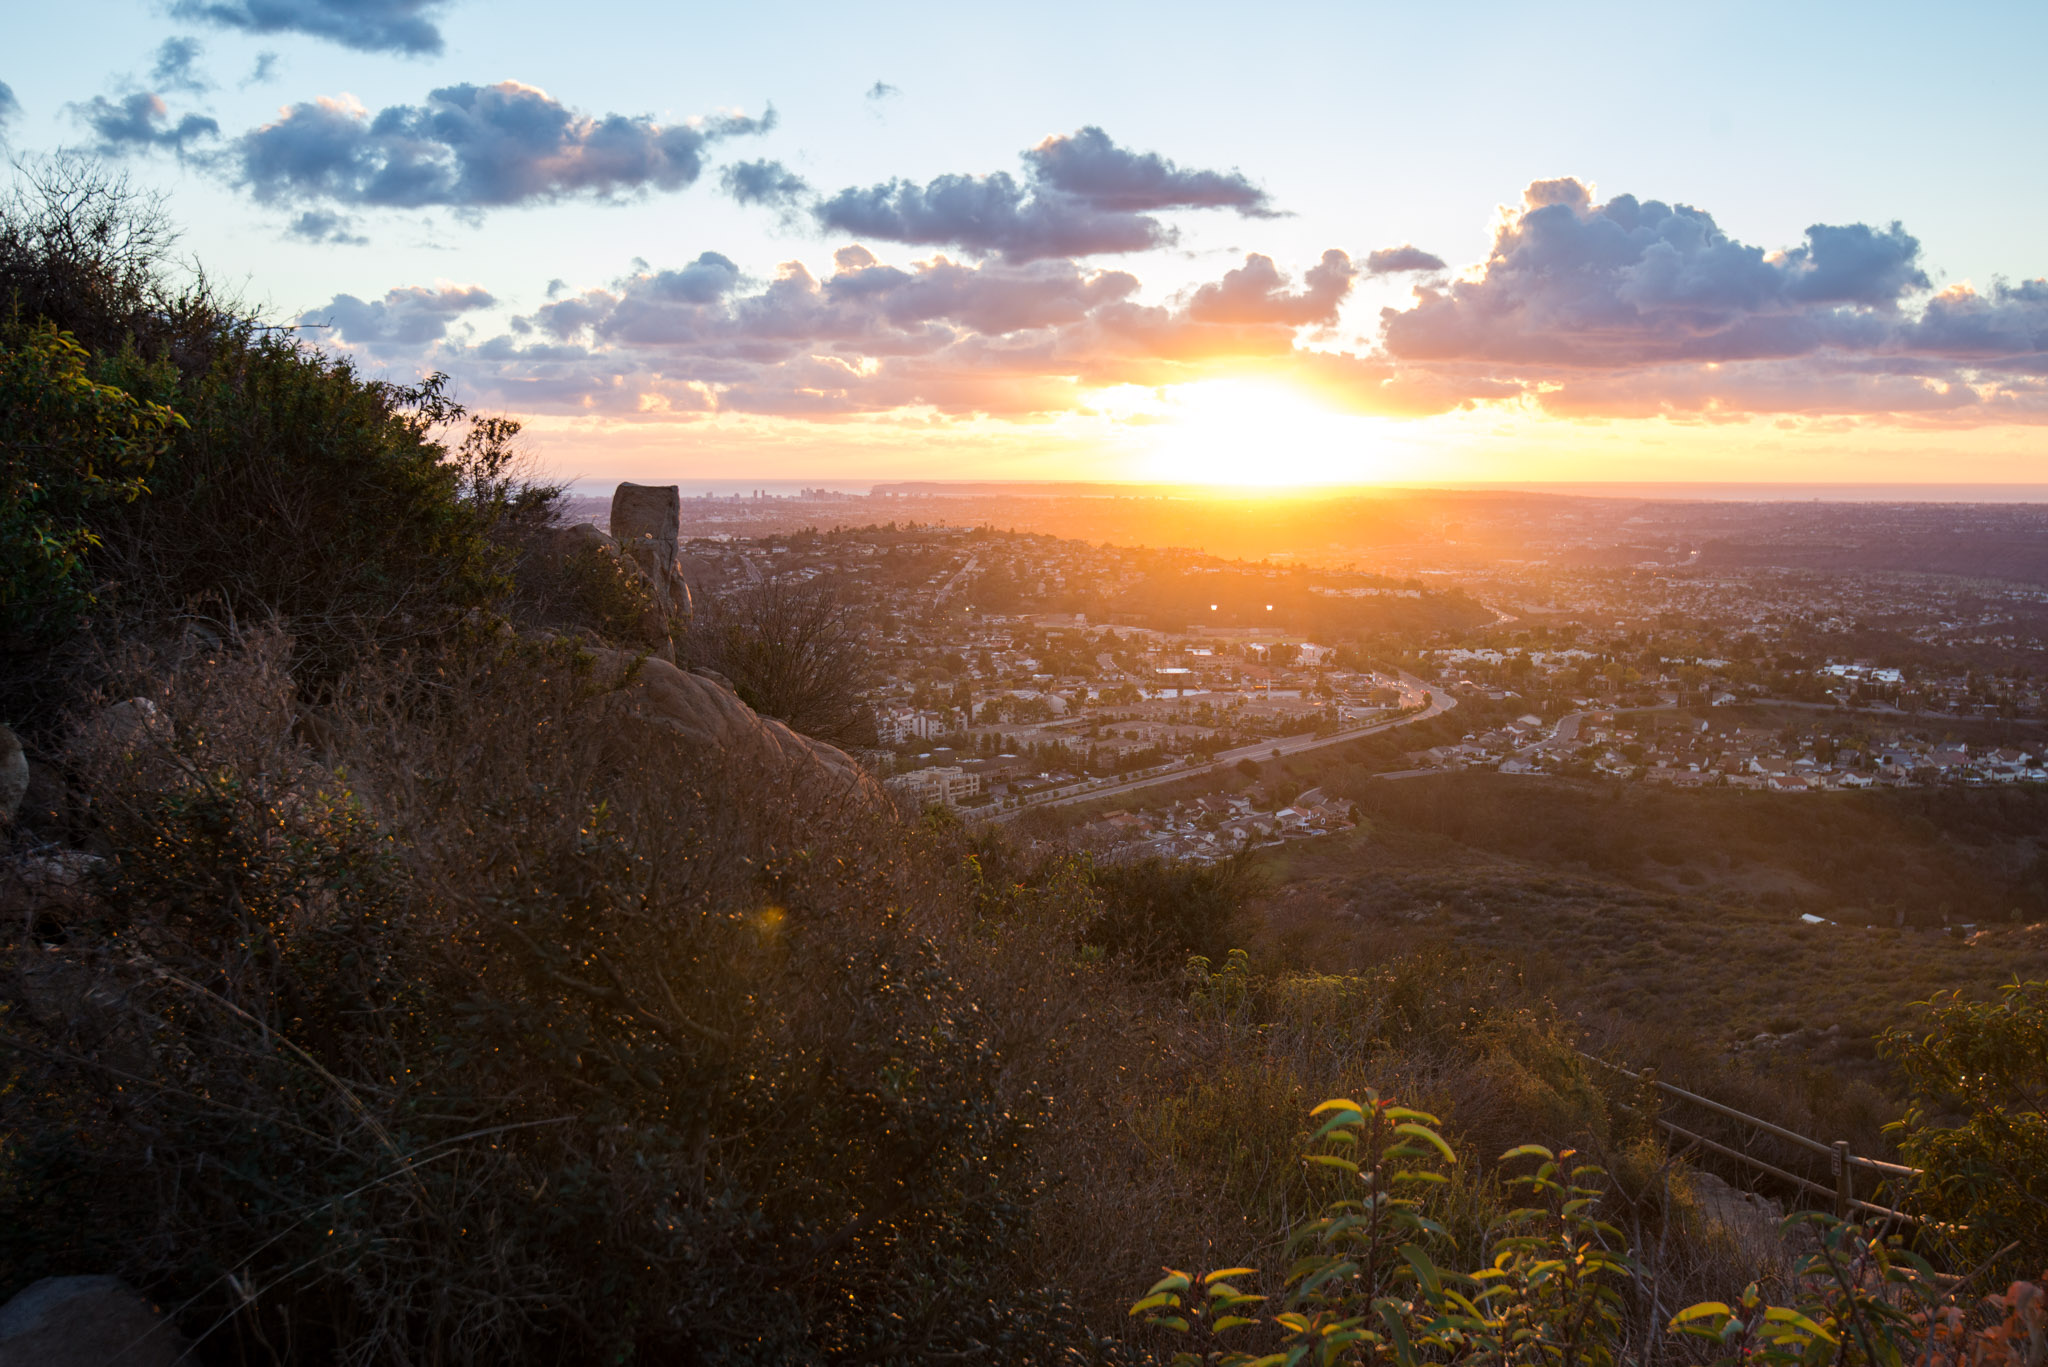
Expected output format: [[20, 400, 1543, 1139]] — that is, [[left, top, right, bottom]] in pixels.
[[6, 0, 2046, 488]]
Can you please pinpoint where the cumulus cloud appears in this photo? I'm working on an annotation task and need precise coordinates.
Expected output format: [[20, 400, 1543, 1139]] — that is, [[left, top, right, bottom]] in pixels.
[[1188, 250, 1355, 327], [232, 82, 774, 210], [331, 243, 1383, 420], [815, 125, 1273, 261], [1371, 178, 2046, 420], [1365, 244, 1445, 274], [286, 208, 368, 245], [721, 158, 808, 211], [74, 92, 221, 156], [1022, 125, 1269, 215], [298, 282, 495, 356], [151, 37, 211, 94], [172, 0, 451, 56], [303, 177, 2048, 430]]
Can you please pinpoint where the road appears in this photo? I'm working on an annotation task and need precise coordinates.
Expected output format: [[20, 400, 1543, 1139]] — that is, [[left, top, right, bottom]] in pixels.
[[933, 554, 979, 605], [985, 675, 1455, 820]]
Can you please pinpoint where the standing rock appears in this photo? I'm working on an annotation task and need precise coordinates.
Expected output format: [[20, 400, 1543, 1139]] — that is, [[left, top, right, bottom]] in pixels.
[[0, 724, 25, 826], [609, 482, 693, 622], [0, 1275, 187, 1366]]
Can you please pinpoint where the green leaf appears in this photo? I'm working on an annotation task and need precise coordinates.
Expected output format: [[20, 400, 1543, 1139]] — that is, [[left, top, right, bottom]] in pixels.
[[1310, 1097, 1365, 1116], [1392, 1122, 1456, 1164], [1763, 1307, 1838, 1343], [1671, 1303, 1732, 1326], [1305, 1154, 1361, 1173], [1207, 1266, 1261, 1284], [1213, 1315, 1258, 1333], [1499, 1143, 1554, 1163], [1375, 1300, 1420, 1367], [1145, 1315, 1191, 1332], [1384, 1106, 1442, 1125], [1131, 1292, 1182, 1315], [1147, 1271, 1193, 1296]]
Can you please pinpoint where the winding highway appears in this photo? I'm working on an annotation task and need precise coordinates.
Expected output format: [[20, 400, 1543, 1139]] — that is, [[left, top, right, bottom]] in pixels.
[[985, 674, 1456, 820]]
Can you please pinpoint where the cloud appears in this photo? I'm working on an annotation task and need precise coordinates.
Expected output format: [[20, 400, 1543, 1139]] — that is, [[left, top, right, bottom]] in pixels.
[[286, 208, 367, 245], [0, 81, 18, 134], [74, 92, 221, 156], [243, 52, 280, 87], [815, 125, 1273, 261], [1188, 250, 1355, 326], [1369, 178, 2046, 420], [1365, 244, 1445, 274], [232, 82, 774, 210], [151, 37, 211, 94], [298, 282, 495, 356], [353, 244, 1388, 421], [304, 178, 2048, 431], [171, 0, 450, 56], [721, 158, 809, 211], [1021, 125, 1270, 215], [1379, 178, 1937, 368], [865, 81, 899, 101]]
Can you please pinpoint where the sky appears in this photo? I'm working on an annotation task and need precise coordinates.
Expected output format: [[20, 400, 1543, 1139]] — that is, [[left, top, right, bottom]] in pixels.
[[5, 0, 2047, 489]]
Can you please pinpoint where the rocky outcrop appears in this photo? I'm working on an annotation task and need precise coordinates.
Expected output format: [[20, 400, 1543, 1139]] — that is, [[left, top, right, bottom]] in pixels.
[[0, 1275, 187, 1366], [610, 482, 695, 623], [588, 651, 882, 806], [0, 724, 25, 826]]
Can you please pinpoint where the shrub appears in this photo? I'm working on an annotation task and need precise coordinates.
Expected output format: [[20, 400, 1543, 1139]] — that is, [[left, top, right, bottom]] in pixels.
[[1882, 981, 2048, 1276], [1085, 850, 1258, 968], [0, 323, 181, 642], [0, 630, 1105, 1363], [683, 574, 876, 746]]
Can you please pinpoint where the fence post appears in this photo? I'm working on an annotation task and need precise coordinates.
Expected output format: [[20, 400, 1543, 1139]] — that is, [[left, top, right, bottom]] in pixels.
[[1833, 1141, 1852, 1218]]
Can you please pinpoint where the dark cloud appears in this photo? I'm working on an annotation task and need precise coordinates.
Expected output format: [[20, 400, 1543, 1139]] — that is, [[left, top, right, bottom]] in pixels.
[[74, 92, 221, 156], [814, 126, 1274, 261], [865, 81, 899, 101], [373, 246, 1370, 420], [721, 158, 809, 211], [1365, 244, 1445, 274], [1021, 125, 1269, 215], [243, 51, 280, 87], [1380, 179, 1935, 368], [286, 208, 367, 245], [0, 81, 18, 133], [1188, 250, 1355, 326], [1370, 178, 2047, 420], [171, 0, 450, 56], [151, 37, 211, 94], [298, 282, 495, 356], [232, 82, 773, 210]]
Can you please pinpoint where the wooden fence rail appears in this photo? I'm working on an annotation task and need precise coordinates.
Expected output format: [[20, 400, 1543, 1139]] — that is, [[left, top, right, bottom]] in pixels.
[[1578, 1052, 1922, 1225]]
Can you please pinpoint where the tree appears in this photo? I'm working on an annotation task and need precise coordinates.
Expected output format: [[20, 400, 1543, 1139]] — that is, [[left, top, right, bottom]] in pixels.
[[0, 324, 181, 641], [685, 575, 876, 747]]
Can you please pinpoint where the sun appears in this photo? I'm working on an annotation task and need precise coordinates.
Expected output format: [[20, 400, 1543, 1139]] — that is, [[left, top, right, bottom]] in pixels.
[[1125, 378, 1399, 487]]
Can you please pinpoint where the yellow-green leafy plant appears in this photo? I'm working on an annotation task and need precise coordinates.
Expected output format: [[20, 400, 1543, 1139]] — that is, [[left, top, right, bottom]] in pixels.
[[1129, 1093, 1636, 1365]]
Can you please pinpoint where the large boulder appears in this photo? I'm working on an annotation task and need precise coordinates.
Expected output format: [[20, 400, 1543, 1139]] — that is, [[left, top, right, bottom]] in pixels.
[[609, 482, 694, 622], [0, 724, 25, 826], [589, 651, 882, 806], [0, 1275, 186, 1366]]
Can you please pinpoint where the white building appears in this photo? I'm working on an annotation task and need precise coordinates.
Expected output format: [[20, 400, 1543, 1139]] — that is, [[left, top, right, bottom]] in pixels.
[[886, 766, 982, 807]]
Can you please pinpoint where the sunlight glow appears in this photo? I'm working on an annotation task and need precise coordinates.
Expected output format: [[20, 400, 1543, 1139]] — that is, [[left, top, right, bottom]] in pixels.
[[1126, 379, 1401, 487]]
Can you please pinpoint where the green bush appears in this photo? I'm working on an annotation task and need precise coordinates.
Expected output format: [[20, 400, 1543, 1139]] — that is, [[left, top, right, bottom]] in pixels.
[[0, 323, 180, 641], [1882, 980, 2048, 1276], [1084, 850, 1259, 967]]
